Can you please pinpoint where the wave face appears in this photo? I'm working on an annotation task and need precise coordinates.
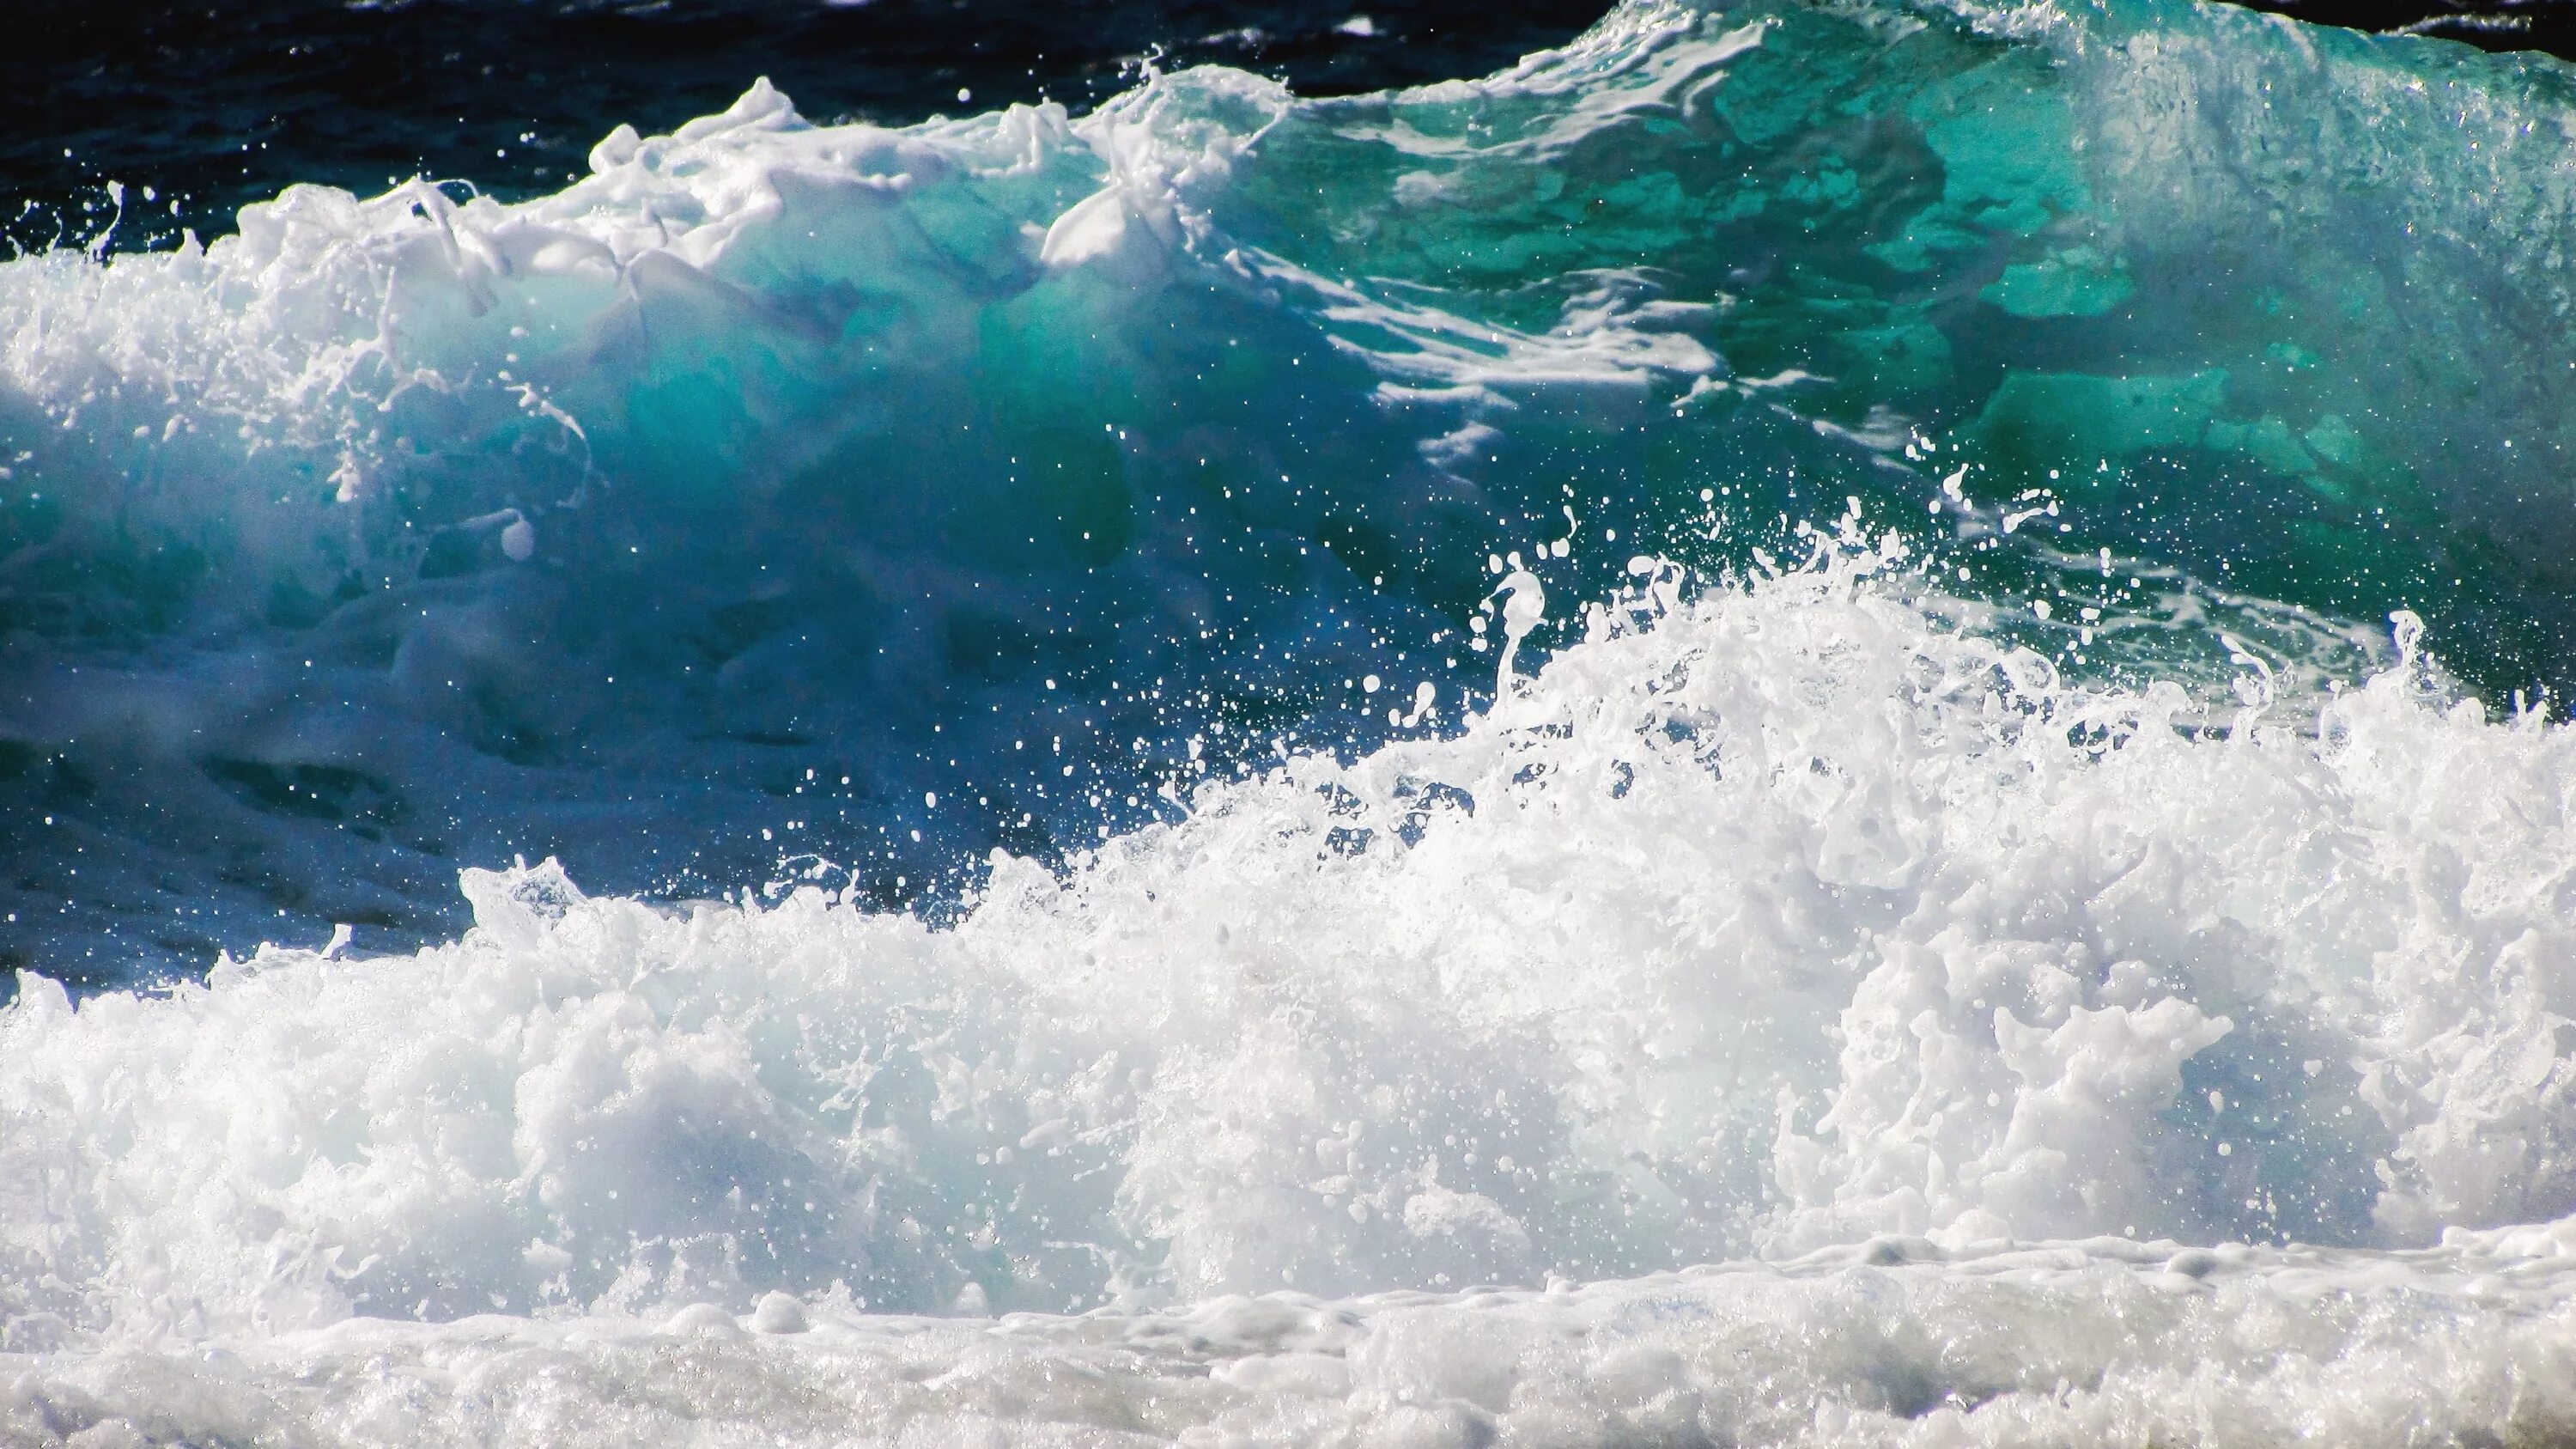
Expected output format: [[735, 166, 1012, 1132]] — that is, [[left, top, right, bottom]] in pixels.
[[10, 0, 2576, 979], [13, 0, 2576, 1440]]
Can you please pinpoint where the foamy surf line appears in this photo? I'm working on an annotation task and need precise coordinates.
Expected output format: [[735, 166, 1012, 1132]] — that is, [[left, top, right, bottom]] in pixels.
[[11, 546, 2576, 1443], [9, 1239, 2576, 1446]]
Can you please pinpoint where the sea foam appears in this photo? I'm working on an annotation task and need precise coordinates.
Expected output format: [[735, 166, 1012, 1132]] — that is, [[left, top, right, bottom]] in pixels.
[[10, 542, 2576, 1440]]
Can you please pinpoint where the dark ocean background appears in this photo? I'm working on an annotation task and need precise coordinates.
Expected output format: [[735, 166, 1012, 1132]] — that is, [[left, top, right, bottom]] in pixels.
[[16, 0, 1613, 255], [14, 0, 2573, 257]]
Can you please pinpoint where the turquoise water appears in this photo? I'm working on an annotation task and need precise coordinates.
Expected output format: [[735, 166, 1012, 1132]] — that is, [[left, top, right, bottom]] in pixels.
[[9, 0, 2575, 982], [1227, 0, 2576, 674]]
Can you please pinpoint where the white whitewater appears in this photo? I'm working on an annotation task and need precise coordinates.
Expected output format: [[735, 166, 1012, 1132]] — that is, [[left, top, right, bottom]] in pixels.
[[9, 539, 2576, 1443]]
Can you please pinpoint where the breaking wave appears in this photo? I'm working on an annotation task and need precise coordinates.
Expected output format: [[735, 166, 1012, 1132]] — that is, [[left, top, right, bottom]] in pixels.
[[13, 0, 2576, 1440]]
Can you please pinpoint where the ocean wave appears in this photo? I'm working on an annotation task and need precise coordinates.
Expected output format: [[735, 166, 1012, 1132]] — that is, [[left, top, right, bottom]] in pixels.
[[15, 2, 2576, 1434], [8, 0, 2576, 978], [8, 539, 2571, 1310]]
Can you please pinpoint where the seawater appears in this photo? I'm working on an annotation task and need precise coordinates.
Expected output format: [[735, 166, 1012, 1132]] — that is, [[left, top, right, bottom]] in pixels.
[[9, 0, 2576, 1442]]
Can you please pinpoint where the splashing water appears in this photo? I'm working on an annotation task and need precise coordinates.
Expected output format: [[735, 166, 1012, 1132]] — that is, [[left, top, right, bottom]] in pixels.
[[10, 541, 2576, 1440]]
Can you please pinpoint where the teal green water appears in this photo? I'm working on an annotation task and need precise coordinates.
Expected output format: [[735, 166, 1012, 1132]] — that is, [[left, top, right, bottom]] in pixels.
[[1222, 0, 2576, 697], [6, 0, 2576, 976]]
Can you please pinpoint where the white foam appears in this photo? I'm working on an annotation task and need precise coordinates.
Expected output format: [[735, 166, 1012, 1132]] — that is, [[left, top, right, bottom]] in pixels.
[[6, 1237, 2576, 1446], [9, 541, 2576, 1441]]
